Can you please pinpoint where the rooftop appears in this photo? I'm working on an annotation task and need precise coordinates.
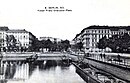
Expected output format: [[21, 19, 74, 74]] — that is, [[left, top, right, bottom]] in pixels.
[[7, 29, 28, 33], [87, 25, 130, 30], [81, 25, 130, 33], [0, 26, 9, 31], [73, 25, 130, 40]]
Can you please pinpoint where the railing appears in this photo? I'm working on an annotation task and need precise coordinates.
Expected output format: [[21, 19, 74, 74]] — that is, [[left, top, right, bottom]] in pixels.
[[85, 52, 130, 68]]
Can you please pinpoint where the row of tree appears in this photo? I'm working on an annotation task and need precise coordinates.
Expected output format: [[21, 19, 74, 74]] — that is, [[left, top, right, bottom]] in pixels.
[[29, 39, 71, 52], [97, 33, 130, 53], [0, 34, 71, 52], [71, 42, 83, 52]]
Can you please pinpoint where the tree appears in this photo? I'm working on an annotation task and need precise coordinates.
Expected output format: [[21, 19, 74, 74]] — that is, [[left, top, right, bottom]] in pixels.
[[39, 39, 53, 52], [97, 33, 130, 53], [28, 38, 40, 52], [97, 36, 108, 49], [107, 34, 130, 52], [45, 39, 53, 51], [75, 42, 83, 51], [31, 39, 70, 52], [60, 40, 70, 51], [6, 35, 17, 51], [51, 41, 58, 51]]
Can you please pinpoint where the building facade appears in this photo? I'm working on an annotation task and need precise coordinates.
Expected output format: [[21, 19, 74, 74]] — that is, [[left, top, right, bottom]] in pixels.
[[73, 25, 130, 52], [6, 29, 36, 49], [0, 26, 36, 51], [0, 27, 9, 48]]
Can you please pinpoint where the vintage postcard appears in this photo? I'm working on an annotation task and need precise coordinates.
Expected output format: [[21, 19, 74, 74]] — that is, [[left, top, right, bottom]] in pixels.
[[0, 0, 130, 83]]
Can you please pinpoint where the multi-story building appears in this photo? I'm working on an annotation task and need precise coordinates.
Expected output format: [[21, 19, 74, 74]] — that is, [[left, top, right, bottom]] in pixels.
[[0, 27, 9, 48], [73, 33, 82, 44], [6, 29, 36, 49], [73, 25, 130, 52]]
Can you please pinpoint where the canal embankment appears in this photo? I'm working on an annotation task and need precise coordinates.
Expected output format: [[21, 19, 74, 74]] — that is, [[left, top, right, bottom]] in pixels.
[[69, 53, 130, 83]]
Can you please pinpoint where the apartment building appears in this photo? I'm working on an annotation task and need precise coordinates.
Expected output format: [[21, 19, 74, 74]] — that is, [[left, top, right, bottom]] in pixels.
[[6, 29, 36, 49], [0, 27, 9, 48], [73, 25, 130, 52]]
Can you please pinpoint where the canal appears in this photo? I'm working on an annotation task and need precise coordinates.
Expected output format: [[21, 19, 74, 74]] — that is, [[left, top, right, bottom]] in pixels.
[[0, 60, 85, 83]]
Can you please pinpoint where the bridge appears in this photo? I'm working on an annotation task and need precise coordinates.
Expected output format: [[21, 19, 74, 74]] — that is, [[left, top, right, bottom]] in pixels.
[[0, 52, 70, 62]]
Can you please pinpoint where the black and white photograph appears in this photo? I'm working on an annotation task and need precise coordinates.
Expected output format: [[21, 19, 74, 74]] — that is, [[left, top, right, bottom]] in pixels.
[[0, 0, 130, 83]]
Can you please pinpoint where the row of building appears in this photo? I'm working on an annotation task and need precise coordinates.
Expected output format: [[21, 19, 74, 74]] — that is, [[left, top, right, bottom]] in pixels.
[[0, 27, 36, 50], [72, 25, 130, 53], [0, 26, 62, 51]]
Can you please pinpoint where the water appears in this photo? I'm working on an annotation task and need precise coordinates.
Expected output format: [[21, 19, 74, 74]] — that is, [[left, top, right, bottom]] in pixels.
[[0, 60, 85, 83]]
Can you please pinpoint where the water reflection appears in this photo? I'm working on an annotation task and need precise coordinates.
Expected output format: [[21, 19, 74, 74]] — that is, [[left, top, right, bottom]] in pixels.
[[0, 60, 85, 83]]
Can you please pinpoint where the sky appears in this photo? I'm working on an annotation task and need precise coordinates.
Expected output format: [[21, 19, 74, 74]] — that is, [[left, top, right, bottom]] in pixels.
[[0, 0, 130, 40]]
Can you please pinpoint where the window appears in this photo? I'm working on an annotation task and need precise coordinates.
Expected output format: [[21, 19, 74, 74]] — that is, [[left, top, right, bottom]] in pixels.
[[95, 39, 97, 42], [92, 30, 93, 33], [105, 30, 106, 33], [102, 30, 103, 33], [93, 35, 95, 38], [95, 30, 96, 33], [20, 35, 22, 39], [95, 35, 96, 37], [92, 39, 94, 42], [99, 30, 100, 33]]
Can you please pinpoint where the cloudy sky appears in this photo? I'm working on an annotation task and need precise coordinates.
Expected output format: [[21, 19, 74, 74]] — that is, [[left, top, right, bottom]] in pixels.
[[0, 0, 130, 40]]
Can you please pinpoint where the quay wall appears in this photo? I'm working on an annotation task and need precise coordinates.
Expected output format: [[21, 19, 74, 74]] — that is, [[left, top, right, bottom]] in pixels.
[[84, 58, 130, 82], [69, 54, 130, 82]]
